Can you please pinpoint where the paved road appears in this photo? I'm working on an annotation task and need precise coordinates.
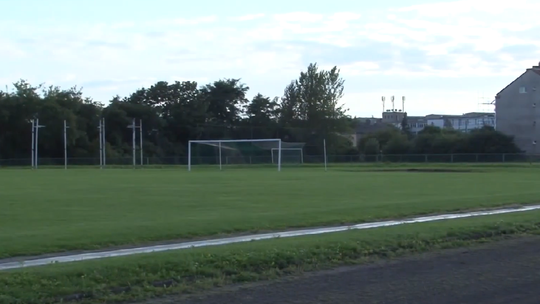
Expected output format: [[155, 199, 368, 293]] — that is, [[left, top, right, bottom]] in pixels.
[[147, 237, 540, 304]]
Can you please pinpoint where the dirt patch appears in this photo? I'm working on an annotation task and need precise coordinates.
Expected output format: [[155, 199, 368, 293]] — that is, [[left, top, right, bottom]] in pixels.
[[366, 168, 476, 173]]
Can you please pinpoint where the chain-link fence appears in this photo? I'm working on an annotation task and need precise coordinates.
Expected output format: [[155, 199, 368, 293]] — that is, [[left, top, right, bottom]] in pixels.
[[2, 153, 540, 169]]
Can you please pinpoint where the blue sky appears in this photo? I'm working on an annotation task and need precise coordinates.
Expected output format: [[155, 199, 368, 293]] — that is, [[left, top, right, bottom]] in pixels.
[[2, 0, 540, 116]]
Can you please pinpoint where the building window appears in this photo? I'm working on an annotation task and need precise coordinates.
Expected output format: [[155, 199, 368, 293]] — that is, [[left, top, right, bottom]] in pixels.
[[519, 86, 527, 93]]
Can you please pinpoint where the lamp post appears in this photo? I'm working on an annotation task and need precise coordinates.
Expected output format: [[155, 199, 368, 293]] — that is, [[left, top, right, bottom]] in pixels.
[[127, 119, 143, 167]]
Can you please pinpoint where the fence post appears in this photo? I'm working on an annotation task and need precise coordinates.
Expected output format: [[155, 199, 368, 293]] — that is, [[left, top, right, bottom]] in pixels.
[[475, 154, 479, 162], [502, 154, 505, 162], [451, 154, 454, 163], [424, 154, 428, 162]]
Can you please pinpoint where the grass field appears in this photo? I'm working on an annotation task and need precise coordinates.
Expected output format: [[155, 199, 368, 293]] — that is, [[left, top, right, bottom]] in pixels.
[[4, 210, 540, 304], [1, 164, 540, 258]]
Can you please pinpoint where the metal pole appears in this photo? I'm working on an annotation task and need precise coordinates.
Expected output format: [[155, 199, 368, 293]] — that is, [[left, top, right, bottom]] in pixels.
[[102, 118, 106, 167], [188, 141, 191, 171], [277, 139, 282, 172], [219, 141, 222, 170], [98, 120, 103, 169], [139, 119, 143, 166], [35, 118, 40, 169], [132, 118, 136, 167], [323, 139, 328, 171], [31, 119, 35, 169], [64, 120, 68, 170]]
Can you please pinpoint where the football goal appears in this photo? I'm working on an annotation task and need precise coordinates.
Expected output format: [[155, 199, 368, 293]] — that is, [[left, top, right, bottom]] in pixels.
[[271, 148, 303, 164], [187, 138, 305, 171]]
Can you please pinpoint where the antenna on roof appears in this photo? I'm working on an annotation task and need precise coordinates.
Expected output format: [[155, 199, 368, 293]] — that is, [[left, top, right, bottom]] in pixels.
[[391, 96, 395, 111], [402, 96, 405, 113], [382, 96, 385, 112]]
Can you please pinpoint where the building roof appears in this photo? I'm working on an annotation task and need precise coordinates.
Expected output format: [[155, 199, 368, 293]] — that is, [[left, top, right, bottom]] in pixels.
[[425, 114, 462, 119], [496, 64, 540, 96], [423, 112, 494, 120], [461, 112, 495, 117], [406, 116, 426, 123]]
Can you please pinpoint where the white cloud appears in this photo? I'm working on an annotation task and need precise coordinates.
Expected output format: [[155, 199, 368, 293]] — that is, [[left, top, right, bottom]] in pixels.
[[231, 14, 265, 21], [1, 0, 539, 116]]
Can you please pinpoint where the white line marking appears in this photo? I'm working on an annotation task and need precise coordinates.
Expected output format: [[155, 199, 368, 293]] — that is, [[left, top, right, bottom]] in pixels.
[[2, 204, 539, 271]]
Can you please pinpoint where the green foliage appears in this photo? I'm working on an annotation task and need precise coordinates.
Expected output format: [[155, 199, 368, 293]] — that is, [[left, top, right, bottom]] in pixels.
[[361, 125, 520, 155], [363, 138, 380, 154], [358, 127, 400, 153], [0, 64, 354, 159], [400, 114, 413, 139], [382, 133, 411, 154]]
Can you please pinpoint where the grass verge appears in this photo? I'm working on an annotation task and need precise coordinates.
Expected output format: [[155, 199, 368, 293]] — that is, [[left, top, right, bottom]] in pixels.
[[3, 210, 540, 304]]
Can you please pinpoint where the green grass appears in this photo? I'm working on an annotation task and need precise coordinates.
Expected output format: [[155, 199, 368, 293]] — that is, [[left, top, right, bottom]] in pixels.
[[1, 165, 540, 258], [3, 210, 540, 304]]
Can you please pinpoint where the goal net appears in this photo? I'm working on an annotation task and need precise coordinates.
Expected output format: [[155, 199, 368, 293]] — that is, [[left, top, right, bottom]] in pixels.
[[271, 148, 303, 164], [187, 139, 305, 171]]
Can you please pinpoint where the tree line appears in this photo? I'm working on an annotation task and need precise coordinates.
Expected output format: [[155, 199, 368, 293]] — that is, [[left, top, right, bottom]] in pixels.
[[0, 62, 522, 162], [358, 124, 521, 155], [0, 63, 358, 160]]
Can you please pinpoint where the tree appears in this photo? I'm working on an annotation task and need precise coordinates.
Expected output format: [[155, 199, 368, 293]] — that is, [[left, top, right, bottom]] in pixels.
[[363, 138, 380, 155], [279, 63, 351, 154], [200, 78, 249, 126], [245, 94, 279, 125], [400, 114, 412, 139], [0, 72, 522, 164], [382, 134, 411, 154], [242, 93, 280, 139], [358, 127, 401, 153], [461, 127, 521, 153]]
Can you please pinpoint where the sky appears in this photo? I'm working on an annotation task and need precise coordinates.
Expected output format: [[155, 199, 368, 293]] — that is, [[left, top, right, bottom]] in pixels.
[[1, 0, 540, 117]]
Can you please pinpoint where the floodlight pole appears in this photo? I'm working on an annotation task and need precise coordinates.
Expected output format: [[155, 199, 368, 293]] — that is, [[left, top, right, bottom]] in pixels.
[[127, 118, 136, 167], [98, 120, 103, 169], [30, 119, 35, 169], [34, 118, 45, 169], [139, 119, 143, 166], [64, 120, 69, 170], [132, 118, 136, 167], [102, 118, 106, 167], [323, 139, 328, 171]]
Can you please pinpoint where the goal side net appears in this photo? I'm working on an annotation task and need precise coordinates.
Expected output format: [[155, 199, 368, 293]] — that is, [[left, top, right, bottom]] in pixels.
[[271, 148, 303, 164]]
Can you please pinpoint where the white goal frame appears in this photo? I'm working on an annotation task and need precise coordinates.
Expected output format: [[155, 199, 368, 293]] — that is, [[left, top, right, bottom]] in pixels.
[[188, 138, 282, 171], [271, 148, 303, 164]]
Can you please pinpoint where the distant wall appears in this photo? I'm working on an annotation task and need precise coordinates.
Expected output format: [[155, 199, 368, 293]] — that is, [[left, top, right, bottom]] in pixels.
[[496, 70, 540, 153]]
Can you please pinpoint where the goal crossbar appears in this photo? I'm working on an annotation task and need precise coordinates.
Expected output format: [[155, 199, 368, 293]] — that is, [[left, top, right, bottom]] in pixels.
[[188, 138, 282, 171], [189, 138, 281, 143]]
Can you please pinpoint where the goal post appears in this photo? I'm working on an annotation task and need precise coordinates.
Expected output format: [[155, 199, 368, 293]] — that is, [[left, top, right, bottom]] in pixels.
[[188, 138, 282, 171], [271, 148, 303, 164]]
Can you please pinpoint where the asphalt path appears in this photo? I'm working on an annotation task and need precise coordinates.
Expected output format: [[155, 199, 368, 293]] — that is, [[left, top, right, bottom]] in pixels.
[[142, 236, 540, 304]]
